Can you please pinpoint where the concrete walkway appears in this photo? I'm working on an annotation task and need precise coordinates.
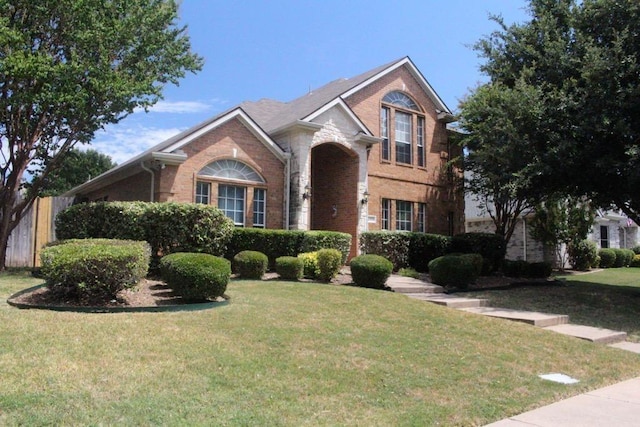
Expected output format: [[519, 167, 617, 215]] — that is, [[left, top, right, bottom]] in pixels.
[[385, 273, 640, 426]]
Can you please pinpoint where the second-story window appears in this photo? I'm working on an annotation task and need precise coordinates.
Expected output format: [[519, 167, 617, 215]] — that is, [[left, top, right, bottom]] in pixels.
[[381, 91, 425, 167]]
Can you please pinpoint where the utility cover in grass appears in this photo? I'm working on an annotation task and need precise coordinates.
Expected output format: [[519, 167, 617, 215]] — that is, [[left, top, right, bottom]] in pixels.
[[539, 373, 580, 384]]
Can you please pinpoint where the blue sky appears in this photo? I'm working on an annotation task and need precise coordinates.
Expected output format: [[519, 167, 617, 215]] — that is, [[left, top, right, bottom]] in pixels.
[[91, 0, 530, 164]]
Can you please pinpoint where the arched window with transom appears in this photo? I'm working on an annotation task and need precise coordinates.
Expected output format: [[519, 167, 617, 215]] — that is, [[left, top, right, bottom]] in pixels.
[[195, 159, 266, 228], [380, 91, 426, 167]]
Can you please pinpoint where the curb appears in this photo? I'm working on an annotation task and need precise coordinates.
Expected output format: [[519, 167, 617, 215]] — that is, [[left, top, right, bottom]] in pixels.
[[7, 284, 229, 314]]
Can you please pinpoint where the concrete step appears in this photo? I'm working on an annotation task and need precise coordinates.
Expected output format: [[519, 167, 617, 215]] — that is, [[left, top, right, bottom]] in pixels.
[[387, 279, 444, 294], [462, 307, 569, 327], [609, 341, 640, 354], [412, 294, 488, 308], [544, 324, 627, 344]]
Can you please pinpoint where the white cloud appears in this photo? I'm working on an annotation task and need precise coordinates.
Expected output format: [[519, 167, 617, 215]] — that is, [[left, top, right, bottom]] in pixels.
[[91, 125, 184, 164], [147, 100, 213, 114]]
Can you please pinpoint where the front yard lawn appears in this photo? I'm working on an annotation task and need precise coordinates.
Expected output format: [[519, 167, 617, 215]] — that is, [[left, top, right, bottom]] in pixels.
[[465, 268, 640, 342], [2, 271, 640, 425]]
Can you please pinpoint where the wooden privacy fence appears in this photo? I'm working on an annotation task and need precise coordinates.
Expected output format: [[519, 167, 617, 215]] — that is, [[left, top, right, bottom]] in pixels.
[[6, 196, 74, 268]]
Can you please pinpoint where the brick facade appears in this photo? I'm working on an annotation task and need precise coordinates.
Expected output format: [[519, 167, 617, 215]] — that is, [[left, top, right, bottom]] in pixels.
[[74, 58, 464, 259]]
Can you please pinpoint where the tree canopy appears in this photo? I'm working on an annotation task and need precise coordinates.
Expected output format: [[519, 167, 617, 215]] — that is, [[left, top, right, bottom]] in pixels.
[[0, 0, 203, 269], [29, 148, 116, 197], [459, 0, 640, 228]]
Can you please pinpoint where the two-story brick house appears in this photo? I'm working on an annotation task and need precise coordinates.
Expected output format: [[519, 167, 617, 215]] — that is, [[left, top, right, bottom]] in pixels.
[[66, 57, 464, 258]]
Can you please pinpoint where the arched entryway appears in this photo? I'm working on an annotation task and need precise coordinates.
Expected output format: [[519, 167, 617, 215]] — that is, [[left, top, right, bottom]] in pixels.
[[310, 143, 359, 259]]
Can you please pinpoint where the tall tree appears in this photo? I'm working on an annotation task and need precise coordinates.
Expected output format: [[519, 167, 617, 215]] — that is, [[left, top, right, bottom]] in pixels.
[[469, 0, 640, 224], [28, 148, 116, 197], [0, 0, 203, 269], [458, 80, 544, 245]]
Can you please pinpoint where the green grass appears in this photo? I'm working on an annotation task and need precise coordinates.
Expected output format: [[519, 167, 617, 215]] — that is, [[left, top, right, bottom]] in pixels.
[[466, 268, 640, 342], [2, 271, 640, 425]]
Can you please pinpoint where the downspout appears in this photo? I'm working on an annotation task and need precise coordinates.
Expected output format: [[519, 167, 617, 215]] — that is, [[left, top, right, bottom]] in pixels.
[[284, 153, 291, 230], [140, 161, 155, 202], [522, 217, 527, 262]]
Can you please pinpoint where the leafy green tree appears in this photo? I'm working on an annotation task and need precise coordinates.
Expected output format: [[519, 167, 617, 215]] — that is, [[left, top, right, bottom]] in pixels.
[[28, 149, 116, 197], [0, 0, 203, 269], [529, 196, 596, 269], [458, 80, 544, 245], [464, 0, 640, 228]]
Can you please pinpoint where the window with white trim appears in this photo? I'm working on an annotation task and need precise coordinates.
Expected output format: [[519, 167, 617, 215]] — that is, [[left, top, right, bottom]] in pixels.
[[381, 198, 390, 230], [253, 188, 266, 228], [381, 91, 425, 166], [218, 185, 246, 226], [396, 200, 412, 231], [195, 181, 210, 204], [417, 203, 426, 233]]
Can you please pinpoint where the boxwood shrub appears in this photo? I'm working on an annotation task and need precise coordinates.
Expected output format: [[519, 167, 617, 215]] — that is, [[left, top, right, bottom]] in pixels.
[[613, 248, 635, 267], [56, 202, 234, 269], [316, 248, 343, 282], [300, 231, 351, 264], [407, 233, 452, 272], [233, 250, 268, 279], [298, 251, 320, 279], [428, 254, 480, 289], [159, 252, 231, 301], [359, 232, 410, 270], [350, 254, 393, 290], [225, 228, 304, 269], [631, 254, 640, 268], [598, 248, 617, 268], [450, 233, 506, 274], [40, 239, 150, 302], [275, 256, 304, 280]]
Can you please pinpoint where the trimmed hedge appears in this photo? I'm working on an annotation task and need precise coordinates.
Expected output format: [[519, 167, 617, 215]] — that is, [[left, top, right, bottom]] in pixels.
[[350, 254, 393, 290], [159, 252, 231, 301], [225, 229, 350, 268], [613, 248, 635, 267], [428, 254, 480, 289], [316, 248, 342, 282], [359, 232, 410, 270], [275, 256, 304, 280], [407, 233, 452, 272], [450, 233, 506, 274], [56, 202, 234, 268], [631, 255, 640, 268], [40, 239, 150, 301], [502, 260, 552, 278], [598, 248, 617, 268], [233, 250, 268, 279], [300, 231, 351, 264]]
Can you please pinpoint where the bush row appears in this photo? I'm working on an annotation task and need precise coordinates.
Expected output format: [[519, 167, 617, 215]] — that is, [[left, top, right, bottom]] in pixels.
[[597, 248, 636, 268], [159, 252, 231, 301], [226, 228, 351, 267], [428, 254, 483, 289], [359, 231, 505, 274], [40, 239, 150, 302], [502, 260, 553, 279], [56, 202, 234, 268]]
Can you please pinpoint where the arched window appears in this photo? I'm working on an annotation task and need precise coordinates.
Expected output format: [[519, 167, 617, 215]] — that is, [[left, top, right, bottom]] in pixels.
[[380, 91, 425, 167], [198, 159, 264, 182], [195, 159, 266, 228]]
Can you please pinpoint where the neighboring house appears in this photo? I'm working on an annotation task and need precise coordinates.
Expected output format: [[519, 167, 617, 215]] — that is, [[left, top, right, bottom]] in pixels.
[[65, 57, 464, 258], [465, 191, 639, 265]]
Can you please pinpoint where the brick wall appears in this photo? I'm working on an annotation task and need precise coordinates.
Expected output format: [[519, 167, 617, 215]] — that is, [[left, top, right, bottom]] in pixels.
[[345, 64, 464, 235]]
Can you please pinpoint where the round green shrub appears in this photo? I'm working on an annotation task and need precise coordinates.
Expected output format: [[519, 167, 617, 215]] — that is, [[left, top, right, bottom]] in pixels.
[[298, 251, 320, 279], [568, 240, 598, 271], [40, 239, 150, 302], [527, 262, 553, 278], [316, 248, 343, 282], [428, 255, 479, 289], [598, 248, 616, 268], [612, 248, 634, 267], [233, 250, 268, 279], [630, 254, 640, 268], [160, 252, 230, 301], [275, 256, 304, 280], [350, 254, 393, 290]]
